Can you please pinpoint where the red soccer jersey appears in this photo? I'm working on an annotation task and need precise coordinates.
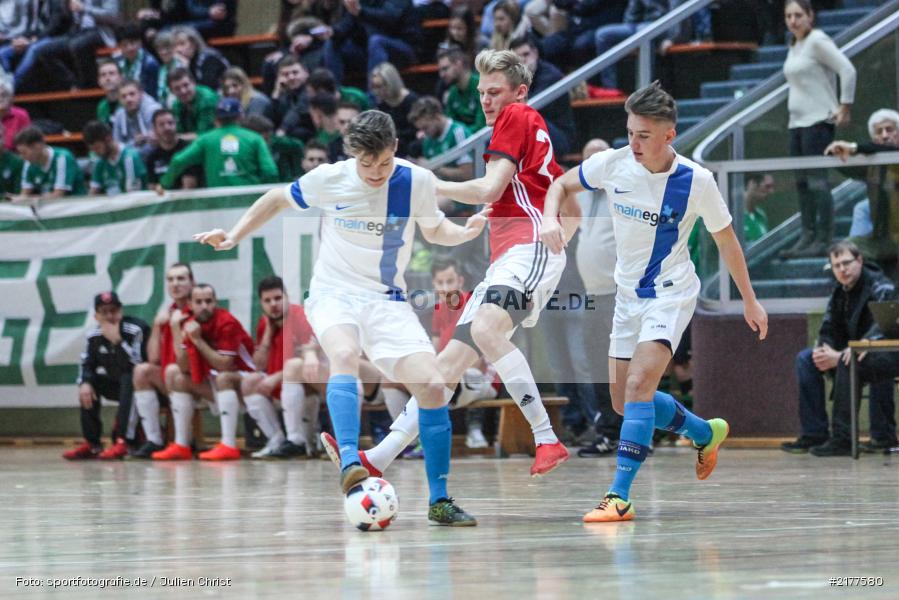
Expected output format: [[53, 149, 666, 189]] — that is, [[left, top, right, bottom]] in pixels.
[[255, 304, 314, 375], [159, 302, 192, 371], [184, 308, 255, 383], [431, 291, 472, 352], [483, 102, 564, 263]]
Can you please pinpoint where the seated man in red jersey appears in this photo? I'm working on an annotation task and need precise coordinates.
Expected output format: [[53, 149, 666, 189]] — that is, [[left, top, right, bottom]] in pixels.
[[131, 263, 194, 458], [152, 283, 256, 460], [242, 275, 322, 459]]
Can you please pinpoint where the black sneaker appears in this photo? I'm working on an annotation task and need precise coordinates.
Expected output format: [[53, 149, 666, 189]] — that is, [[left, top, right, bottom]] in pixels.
[[577, 435, 616, 457], [859, 438, 898, 454], [129, 441, 165, 459], [780, 436, 828, 454], [809, 439, 851, 457], [266, 440, 308, 459], [428, 497, 477, 527]]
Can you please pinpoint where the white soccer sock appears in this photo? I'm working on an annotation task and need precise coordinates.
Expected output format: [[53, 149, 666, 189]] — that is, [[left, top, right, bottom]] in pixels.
[[301, 393, 320, 449], [134, 390, 163, 445], [494, 348, 558, 445], [126, 398, 140, 440], [281, 382, 305, 445], [245, 394, 284, 446], [170, 392, 194, 447], [382, 387, 410, 420], [216, 389, 240, 448]]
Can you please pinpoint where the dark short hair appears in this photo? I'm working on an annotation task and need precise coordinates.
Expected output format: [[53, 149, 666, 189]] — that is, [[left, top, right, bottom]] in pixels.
[[258, 275, 285, 297], [430, 256, 462, 277], [168, 262, 194, 281], [152, 108, 174, 125], [119, 78, 142, 92], [242, 113, 275, 135], [304, 139, 329, 156], [344, 110, 396, 158], [509, 33, 539, 52], [310, 92, 337, 116], [308, 68, 337, 94], [115, 23, 142, 43], [167, 67, 194, 85], [337, 101, 362, 113], [97, 58, 120, 74], [83, 120, 112, 145], [437, 46, 468, 64], [828, 239, 862, 260], [191, 283, 216, 298], [14, 126, 45, 147], [408, 96, 444, 123], [277, 54, 302, 71], [625, 80, 677, 124]]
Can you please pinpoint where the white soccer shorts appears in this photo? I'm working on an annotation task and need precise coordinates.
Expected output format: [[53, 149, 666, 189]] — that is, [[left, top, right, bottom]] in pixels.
[[609, 279, 699, 360]]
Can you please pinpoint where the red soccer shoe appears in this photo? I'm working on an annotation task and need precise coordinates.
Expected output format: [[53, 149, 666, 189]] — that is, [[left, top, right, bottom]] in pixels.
[[530, 441, 570, 477], [198, 443, 241, 461], [62, 441, 101, 460], [98, 438, 128, 460], [152, 442, 193, 461], [320, 432, 383, 477]]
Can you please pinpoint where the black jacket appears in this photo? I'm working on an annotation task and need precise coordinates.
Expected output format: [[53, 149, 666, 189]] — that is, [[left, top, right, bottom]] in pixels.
[[332, 0, 421, 53], [530, 59, 576, 155], [77, 317, 149, 385], [819, 265, 896, 349]]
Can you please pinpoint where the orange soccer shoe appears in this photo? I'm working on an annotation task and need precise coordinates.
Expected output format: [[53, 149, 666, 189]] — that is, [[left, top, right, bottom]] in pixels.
[[696, 418, 730, 480], [151, 442, 193, 461], [583, 493, 636, 523], [98, 438, 128, 460], [530, 441, 570, 477], [198, 443, 241, 461], [320, 432, 383, 477]]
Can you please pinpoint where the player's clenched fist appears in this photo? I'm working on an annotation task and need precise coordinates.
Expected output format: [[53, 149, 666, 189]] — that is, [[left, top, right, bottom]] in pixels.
[[462, 206, 492, 240], [193, 228, 236, 251]]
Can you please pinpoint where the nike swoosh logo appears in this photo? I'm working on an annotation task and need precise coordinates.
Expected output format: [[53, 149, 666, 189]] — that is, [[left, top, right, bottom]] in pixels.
[[616, 503, 631, 517], [614, 187, 632, 194], [335, 204, 355, 210]]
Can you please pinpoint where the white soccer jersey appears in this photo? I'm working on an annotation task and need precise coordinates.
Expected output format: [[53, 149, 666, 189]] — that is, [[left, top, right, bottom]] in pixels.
[[284, 158, 445, 299], [578, 146, 732, 298]]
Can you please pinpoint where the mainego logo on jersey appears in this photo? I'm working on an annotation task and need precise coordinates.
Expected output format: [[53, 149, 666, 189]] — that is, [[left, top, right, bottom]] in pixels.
[[334, 217, 385, 236], [613, 202, 681, 227]]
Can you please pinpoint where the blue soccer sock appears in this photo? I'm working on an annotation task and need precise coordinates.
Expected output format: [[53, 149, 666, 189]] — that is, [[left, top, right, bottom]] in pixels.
[[652, 391, 712, 446], [609, 401, 655, 501], [418, 405, 451, 505], [326, 374, 361, 468]]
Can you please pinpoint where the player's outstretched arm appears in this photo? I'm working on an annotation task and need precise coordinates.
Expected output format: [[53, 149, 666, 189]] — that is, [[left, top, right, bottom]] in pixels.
[[194, 186, 291, 250], [420, 206, 492, 247], [711, 225, 768, 340], [540, 166, 586, 254], [435, 157, 516, 205]]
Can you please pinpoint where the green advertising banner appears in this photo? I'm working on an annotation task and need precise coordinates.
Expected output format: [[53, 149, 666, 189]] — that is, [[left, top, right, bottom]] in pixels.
[[0, 186, 319, 407]]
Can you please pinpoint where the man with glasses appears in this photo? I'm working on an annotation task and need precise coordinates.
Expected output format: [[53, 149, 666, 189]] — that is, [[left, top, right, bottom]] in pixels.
[[782, 240, 899, 456]]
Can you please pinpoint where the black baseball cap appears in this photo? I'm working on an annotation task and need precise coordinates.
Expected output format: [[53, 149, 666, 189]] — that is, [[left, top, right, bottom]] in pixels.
[[94, 291, 122, 310]]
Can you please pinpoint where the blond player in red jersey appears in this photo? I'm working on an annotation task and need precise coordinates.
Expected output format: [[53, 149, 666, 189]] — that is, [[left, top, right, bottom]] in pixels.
[[324, 49, 579, 480], [130, 263, 194, 458]]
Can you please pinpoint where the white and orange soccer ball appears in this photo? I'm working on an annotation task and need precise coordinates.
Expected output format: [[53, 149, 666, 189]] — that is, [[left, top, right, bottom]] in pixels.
[[344, 477, 399, 531]]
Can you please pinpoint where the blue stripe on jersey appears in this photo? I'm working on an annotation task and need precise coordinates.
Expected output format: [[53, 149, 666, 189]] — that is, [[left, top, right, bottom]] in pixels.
[[379, 165, 412, 301], [579, 164, 597, 191], [636, 163, 693, 298], [289, 181, 308, 209]]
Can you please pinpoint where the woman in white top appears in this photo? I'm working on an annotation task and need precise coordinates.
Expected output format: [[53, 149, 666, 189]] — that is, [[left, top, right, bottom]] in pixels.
[[780, 0, 856, 258]]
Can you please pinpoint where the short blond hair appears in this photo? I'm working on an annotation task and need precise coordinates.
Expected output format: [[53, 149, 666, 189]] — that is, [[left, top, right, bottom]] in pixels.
[[475, 49, 532, 89]]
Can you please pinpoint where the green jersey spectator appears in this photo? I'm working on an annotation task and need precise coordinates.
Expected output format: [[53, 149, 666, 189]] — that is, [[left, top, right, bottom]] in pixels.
[[160, 98, 279, 189], [409, 95, 473, 182], [83, 121, 148, 196], [0, 124, 23, 196], [14, 127, 86, 198], [743, 173, 775, 243], [438, 47, 486, 132], [242, 114, 305, 182], [96, 59, 123, 126], [168, 67, 219, 137]]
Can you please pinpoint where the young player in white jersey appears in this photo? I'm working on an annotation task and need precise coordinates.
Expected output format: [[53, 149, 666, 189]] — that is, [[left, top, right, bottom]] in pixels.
[[541, 81, 769, 522], [195, 110, 488, 526], [321, 49, 577, 484]]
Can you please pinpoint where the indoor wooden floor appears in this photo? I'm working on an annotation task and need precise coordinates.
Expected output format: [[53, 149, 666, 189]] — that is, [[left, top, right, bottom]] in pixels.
[[2, 447, 898, 599]]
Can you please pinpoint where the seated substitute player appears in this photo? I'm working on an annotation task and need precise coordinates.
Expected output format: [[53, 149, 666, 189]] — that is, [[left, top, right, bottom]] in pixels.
[[242, 275, 320, 459], [131, 262, 194, 458], [334, 49, 576, 480], [194, 110, 489, 526], [63, 292, 149, 460], [152, 283, 256, 460], [540, 81, 769, 522]]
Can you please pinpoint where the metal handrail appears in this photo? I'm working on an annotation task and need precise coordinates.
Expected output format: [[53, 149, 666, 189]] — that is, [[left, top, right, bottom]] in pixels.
[[426, 0, 716, 173], [677, 0, 899, 156], [692, 1, 899, 163]]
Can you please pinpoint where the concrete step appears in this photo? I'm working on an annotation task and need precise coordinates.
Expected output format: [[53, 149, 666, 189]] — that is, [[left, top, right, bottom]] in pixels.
[[676, 97, 730, 118], [730, 61, 782, 81], [755, 45, 787, 64], [816, 7, 871, 28], [700, 79, 762, 99]]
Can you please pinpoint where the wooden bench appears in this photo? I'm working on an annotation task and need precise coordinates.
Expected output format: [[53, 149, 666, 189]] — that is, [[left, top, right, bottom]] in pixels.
[[361, 395, 568, 458]]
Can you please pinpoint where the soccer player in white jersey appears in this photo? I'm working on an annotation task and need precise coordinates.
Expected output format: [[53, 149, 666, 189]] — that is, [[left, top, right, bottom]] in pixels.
[[195, 110, 487, 526], [323, 49, 575, 483], [541, 81, 769, 522]]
